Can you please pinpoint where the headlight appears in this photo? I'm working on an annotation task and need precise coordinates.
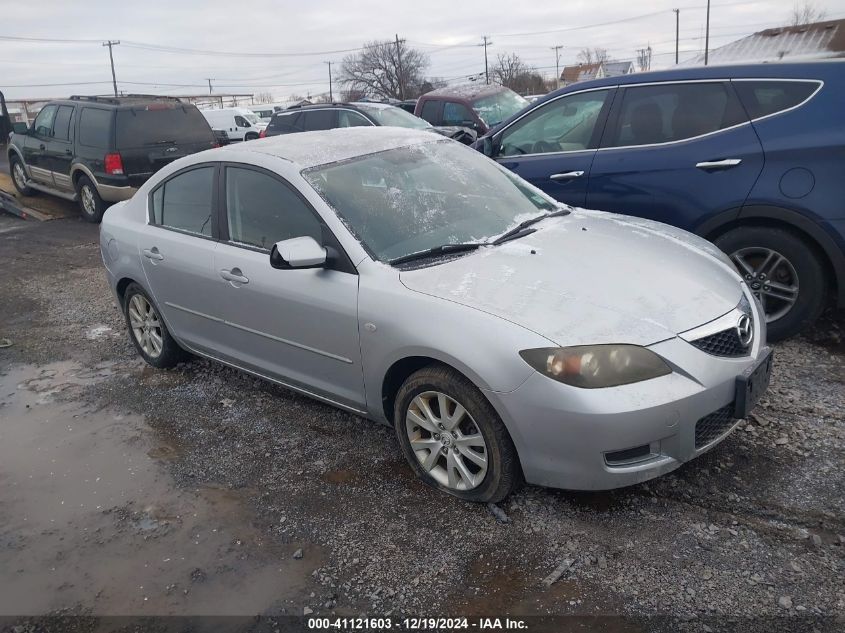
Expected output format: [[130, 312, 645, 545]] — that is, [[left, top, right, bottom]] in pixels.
[[519, 345, 671, 389]]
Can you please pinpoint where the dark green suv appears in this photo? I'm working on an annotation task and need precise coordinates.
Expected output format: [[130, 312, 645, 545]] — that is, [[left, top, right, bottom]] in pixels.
[[7, 95, 215, 222]]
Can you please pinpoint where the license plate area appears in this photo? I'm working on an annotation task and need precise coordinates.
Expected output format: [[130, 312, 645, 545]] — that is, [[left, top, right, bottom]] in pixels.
[[734, 347, 773, 418]]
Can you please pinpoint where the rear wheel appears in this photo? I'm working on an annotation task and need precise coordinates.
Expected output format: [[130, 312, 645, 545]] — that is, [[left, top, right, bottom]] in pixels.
[[123, 283, 188, 368], [394, 365, 520, 502], [715, 226, 826, 341], [10, 156, 35, 196], [76, 175, 105, 223], [244, 132, 259, 141]]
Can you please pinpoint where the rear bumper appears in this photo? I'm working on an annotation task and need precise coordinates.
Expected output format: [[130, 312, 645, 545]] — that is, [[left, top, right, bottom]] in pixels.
[[485, 332, 770, 491]]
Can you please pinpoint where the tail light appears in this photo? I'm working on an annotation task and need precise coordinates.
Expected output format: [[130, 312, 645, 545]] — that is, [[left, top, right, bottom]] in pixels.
[[104, 153, 124, 175], [259, 129, 267, 138], [211, 141, 220, 148]]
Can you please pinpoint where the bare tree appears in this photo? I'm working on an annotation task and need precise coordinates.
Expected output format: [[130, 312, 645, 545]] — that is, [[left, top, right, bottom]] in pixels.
[[491, 53, 547, 95], [340, 87, 367, 102], [577, 47, 609, 65], [791, 1, 826, 25], [340, 40, 430, 100], [254, 91, 274, 104], [637, 46, 653, 72]]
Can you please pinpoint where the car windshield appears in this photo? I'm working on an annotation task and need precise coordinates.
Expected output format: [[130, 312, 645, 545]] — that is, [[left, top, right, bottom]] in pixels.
[[356, 104, 431, 130], [303, 140, 557, 263], [243, 112, 261, 124], [472, 90, 529, 127]]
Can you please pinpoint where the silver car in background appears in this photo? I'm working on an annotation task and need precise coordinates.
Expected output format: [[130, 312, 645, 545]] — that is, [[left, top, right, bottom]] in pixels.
[[100, 127, 772, 502]]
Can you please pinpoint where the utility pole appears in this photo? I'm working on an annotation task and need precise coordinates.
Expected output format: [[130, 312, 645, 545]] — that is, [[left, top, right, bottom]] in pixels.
[[102, 40, 120, 97], [704, 0, 711, 65], [551, 45, 564, 90], [395, 34, 405, 100], [480, 36, 492, 84], [673, 9, 680, 64], [206, 78, 214, 95], [324, 61, 333, 102]]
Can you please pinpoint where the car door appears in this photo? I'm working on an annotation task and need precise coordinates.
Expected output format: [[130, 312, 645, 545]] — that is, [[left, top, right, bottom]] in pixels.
[[490, 88, 615, 207], [586, 81, 764, 230], [45, 104, 75, 192], [23, 104, 58, 185], [419, 99, 443, 126], [138, 164, 227, 354], [212, 164, 365, 410]]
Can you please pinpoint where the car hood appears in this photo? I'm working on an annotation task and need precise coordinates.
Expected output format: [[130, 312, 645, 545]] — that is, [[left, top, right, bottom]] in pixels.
[[399, 209, 743, 347]]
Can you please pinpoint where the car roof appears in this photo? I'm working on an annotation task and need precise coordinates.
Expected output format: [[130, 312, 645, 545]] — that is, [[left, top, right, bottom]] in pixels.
[[48, 95, 189, 110], [213, 126, 440, 169], [423, 82, 508, 100]]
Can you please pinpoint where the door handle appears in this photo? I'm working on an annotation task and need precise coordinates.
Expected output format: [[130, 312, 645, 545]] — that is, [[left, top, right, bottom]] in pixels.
[[142, 247, 164, 261], [220, 268, 249, 285], [549, 171, 585, 181], [696, 158, 742, 170], [64, 149, 72, 155], [39, 144, 46, 150]]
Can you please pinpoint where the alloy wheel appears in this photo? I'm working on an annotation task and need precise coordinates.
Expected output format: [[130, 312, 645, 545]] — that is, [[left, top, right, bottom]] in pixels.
[[405, 391, 488, 491], [13, 163, 27, 190], [128, 294, 163, 358], [81, 185, 96, 216], [730, 247, 799, 323]]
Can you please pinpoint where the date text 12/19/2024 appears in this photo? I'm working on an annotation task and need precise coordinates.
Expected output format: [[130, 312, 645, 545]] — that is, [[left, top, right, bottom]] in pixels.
[[307, 617, 528, 630]]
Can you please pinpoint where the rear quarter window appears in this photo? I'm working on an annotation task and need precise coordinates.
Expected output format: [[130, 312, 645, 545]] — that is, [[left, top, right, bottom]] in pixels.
[[79, 108, 113, 148], [116, 105, 213, 148], [419, 99, 441, 125], [268, 112, 301, 134], [732, 80, 821, 119]]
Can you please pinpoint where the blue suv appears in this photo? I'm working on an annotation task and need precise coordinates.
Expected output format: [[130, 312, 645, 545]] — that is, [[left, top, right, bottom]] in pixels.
[[476, 61, 845, 340]]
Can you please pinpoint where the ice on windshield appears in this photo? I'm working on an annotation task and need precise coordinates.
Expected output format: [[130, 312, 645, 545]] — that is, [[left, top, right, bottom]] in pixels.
[[472, 90, 529, 127], [303, 141, 555, 263], [356, 104, 431, 130]]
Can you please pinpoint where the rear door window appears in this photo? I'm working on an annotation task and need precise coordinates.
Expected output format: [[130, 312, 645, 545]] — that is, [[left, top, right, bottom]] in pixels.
[[419, 99, 441, 125], [116, 105, 212, 148], [79, 108, 113, 148], [302, 110, 336, 131], [52, 106, 74, 141], [606, 82, 746, 148], [151, 166, 215, 237], [732, 80, 820, 119]]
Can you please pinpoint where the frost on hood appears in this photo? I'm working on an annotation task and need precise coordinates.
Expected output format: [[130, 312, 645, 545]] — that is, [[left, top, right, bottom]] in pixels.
[[302, 138, 558, 263]]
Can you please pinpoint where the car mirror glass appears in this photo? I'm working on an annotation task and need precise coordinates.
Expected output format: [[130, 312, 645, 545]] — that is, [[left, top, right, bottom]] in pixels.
[[12, 122, 29, 134], [270, 236, 327, 269]]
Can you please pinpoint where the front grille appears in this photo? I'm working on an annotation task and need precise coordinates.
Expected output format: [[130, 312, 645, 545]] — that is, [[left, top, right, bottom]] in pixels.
[[690, 327, 749, 357], [695, 404, 736, 449]]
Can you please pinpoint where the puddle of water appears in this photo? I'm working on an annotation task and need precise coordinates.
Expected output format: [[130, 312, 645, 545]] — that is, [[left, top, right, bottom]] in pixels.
[[0, 362, 319, 616]]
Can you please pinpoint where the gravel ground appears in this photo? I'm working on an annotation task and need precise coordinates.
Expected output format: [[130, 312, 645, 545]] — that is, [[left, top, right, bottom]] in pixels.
[[1, 213, 843, 632]]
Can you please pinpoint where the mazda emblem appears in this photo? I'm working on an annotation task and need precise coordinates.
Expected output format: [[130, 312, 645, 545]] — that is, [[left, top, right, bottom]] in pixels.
[[736, 314, 753, 347]]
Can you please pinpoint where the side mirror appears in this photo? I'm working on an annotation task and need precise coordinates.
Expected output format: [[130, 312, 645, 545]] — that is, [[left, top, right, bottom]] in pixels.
[[482, 135, 497, 157], [270, 236, 327, 269], [12, 122, 29, 134]]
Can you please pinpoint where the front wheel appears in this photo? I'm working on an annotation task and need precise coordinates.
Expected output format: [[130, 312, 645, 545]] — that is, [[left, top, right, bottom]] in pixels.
[[394, 365, 521, 502], [10, 156, 35, 196], [715, 226, 827, 341], [244, 133, 259, 141]]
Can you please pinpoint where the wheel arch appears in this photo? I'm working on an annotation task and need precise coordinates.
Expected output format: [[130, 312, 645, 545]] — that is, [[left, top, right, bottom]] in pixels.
[[7, 145, 26, 170], [70, 163, 97, 188], [695, 205, 844, 308]]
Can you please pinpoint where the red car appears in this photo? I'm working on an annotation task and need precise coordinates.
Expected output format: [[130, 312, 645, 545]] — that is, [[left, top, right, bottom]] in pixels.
[[415, 83, 528, 136]]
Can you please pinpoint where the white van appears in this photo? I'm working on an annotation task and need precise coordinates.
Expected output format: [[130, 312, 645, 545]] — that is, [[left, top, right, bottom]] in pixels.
[[201, 107, 267, 142]]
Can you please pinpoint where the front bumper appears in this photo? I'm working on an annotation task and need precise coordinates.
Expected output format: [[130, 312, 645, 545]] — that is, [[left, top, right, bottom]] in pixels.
[[485, 333, 770, 491]]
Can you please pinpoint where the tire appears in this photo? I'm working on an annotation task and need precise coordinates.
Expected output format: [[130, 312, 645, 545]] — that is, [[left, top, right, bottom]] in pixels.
[[9, 155, 35, 196], [394, 364, 521, 502], [715, 226, 827, 341], [123, 283, 188, 368], [244, 133, 259, 141], [76, 175, 106, 223]]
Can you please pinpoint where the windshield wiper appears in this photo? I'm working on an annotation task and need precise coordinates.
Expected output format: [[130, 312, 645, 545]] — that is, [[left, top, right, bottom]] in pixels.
[[146, 139, 176, 145], [388, 242, 483, 266], [491, 207, 570, 245]]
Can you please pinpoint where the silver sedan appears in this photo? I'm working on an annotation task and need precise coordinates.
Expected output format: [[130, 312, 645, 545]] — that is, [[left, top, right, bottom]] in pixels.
[[100, 127, 772, 502]]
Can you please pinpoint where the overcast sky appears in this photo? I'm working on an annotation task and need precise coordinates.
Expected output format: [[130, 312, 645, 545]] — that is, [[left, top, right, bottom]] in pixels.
[[2, 0, 844, 101]]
